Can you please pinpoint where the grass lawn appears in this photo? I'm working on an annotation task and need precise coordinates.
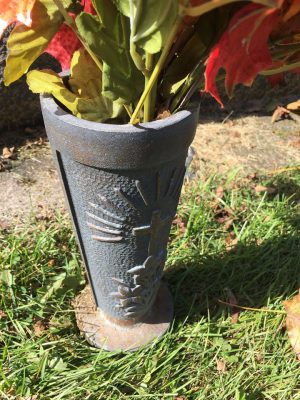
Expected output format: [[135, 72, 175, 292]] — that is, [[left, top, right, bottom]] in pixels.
[[0, 169, 300, 400]]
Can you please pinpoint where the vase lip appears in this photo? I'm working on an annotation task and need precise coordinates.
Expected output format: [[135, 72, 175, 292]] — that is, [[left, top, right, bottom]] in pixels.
[[40, 94, 199, 134]]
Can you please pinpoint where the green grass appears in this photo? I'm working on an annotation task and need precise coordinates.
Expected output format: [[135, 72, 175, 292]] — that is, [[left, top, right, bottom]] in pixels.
[[1, 170, 300, 399]]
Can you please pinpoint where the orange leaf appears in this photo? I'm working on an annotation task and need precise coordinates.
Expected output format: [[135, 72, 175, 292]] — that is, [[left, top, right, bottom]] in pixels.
[[284, 290, 300, 360], [283, 1, 300, 21], [287, 99, 300, 113], [216, 358, 227, 373], [0, 0, 36, 36]]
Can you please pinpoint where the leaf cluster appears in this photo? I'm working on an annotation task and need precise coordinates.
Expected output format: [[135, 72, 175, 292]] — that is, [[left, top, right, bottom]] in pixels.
[[2, 0, 300, 124]]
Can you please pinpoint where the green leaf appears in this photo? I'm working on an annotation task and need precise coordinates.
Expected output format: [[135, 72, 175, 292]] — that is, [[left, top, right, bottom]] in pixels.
[[161, 34, 206, 99], [0, 269, 14, 287], [169, 77, 188, 96], [4, 0, 69, 85], [27, 49, 124, 122], [111, 0, 130, 16], [76, 1, 143, 104], [69, 47, 124, 121], [48, 357, 68, 372], [27, 70, 78, 115], [161, 6, 240, 102], [130, 0, 178, 54], [69, 47, 102, 97]]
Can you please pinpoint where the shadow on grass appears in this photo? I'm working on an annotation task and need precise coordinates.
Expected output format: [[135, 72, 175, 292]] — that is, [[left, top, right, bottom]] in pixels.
[[165, 234, 300, 322], [266, 173, 300, 205]]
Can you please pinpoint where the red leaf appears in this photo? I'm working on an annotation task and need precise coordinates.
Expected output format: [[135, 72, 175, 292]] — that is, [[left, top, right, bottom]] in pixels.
[[45, 24, 81, 71], [204, 3, 282, 106], [45, 0, 95, 71], [81, 0, 95, 15], [0, 0, 36, 36]]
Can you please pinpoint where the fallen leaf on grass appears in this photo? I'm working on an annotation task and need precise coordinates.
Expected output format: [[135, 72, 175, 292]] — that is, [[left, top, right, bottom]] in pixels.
[[213, 202, 235, 218], [48, 259, 55, 267], [225, 232, 238, 251], [172, 215, 186, 234], [216, 215, 228, 224], [2, 147, 16, 159], [291, 140, 300, 149], [216, 358, 227, 373], [215, 186, 224, 200], [0, 310, 6, 319], [254, 185, 276, 194], [224, 219, 235, 231], [216, 216, 235, 231], [213, 201, 235, 231], [287, 99, 300, 114], [271, 106, 291, 123], [33, 320, 48, 337], [247, 172, 259, 181], [284, 290, 300, 360], [224, 288, 240, 324], [255, 353, 263, 362]]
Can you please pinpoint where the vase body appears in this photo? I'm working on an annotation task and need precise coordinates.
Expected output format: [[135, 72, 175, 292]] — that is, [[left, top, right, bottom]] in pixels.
[[40, 95, 199, 350]]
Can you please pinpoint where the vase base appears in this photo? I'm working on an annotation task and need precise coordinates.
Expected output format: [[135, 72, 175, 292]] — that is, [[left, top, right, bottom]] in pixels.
[[73, 284, 173, 351]]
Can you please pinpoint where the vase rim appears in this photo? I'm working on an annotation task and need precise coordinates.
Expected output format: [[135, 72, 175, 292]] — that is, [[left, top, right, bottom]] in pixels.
[[40, 94, 199, 134]]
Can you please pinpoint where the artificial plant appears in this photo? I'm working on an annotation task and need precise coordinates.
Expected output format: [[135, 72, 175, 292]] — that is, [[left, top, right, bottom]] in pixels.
[[1, 0, 300, 124]]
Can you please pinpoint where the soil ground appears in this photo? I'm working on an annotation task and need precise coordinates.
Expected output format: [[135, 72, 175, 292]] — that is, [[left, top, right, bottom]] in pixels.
[[0, 75, 299, 227]]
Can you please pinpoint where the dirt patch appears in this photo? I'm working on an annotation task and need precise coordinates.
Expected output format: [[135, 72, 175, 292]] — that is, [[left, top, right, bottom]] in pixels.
[[191, 74, 300, 176], [0, 128, 65, 227], [193, 113, 300, 177]]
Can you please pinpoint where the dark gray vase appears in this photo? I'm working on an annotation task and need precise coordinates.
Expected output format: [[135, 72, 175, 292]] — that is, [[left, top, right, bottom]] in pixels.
[[40, 95, 199, 351]]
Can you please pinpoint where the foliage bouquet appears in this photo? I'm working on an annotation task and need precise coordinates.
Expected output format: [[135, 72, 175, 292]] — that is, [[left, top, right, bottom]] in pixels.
[[1, 0, 300, 125]]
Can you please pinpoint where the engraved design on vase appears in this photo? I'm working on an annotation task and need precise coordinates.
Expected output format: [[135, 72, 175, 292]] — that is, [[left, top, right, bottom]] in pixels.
[[86, 194, 125, 243], [110, 166, 186, 319]]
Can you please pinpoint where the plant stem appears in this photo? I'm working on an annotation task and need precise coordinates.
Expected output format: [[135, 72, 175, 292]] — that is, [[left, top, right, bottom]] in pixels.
[[260, 61, 300, 75], [54, 0, 133, 121], [53, 0, 74, 25], [130, 17, 182, 124], [144, 53, 154, 122], [130, 43, 148, 76], [124, 104, 132, 118], [183, 0, 278, 17], [53, 0, 103, 72]]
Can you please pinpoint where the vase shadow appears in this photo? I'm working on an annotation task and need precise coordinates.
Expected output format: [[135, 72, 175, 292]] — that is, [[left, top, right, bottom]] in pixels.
[[164, 234, 300, 323]]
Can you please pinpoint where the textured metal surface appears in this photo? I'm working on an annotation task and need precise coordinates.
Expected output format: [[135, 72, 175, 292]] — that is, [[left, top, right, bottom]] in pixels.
[[74, 284, 173, 351], [40, 95, 198, 170], [41, 95, 199, 323]]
